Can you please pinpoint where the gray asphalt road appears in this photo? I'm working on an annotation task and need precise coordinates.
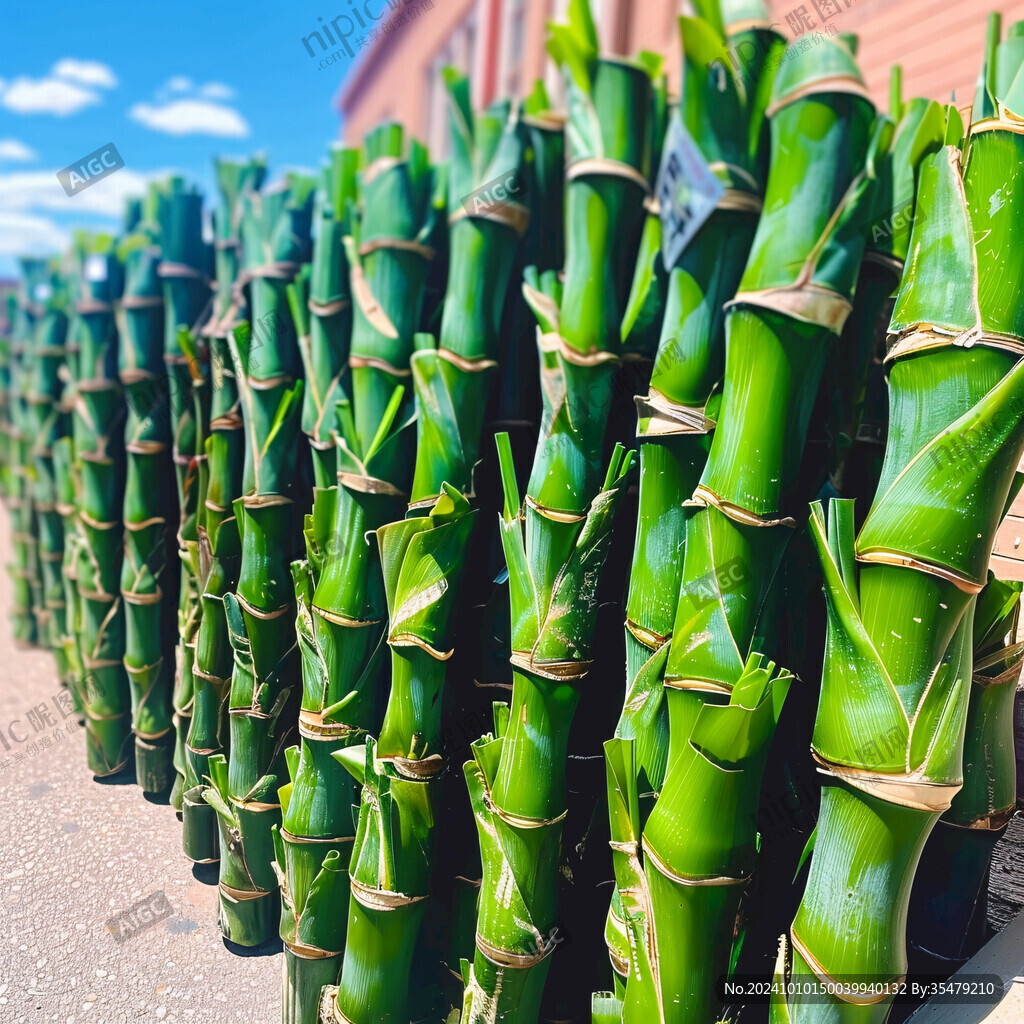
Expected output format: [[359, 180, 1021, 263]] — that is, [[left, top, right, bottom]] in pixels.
[[0, 508, 282, 1024]]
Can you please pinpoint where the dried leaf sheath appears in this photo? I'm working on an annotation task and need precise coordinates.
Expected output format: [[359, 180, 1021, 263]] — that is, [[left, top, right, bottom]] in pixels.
[[775, 22, 1024, 1021]]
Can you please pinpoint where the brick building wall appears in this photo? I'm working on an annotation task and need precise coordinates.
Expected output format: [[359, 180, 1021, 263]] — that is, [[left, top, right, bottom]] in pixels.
[[337, 1, 1024, 148]]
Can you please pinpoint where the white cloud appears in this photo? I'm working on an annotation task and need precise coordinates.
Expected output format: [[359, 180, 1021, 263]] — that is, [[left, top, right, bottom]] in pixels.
[[0, 59, 116, 117], [0, 211, 70, 257], [201, 81, 235, 100], [166, 75, 194, 92], [0, 167, 167, 217], [0, 76, 101, 116], [129, 98, 249, 138], [0, 139, 38, 162], [52, 59, 118, 89]]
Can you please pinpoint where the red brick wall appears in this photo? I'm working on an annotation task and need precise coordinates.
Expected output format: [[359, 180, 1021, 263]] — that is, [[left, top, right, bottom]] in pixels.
[[767, 0, 1024, 113], [338, 0, 479, 145], [340, 2, 1024, 145]]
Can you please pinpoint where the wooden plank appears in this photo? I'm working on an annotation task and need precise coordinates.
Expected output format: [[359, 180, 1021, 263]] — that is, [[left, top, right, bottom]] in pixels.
[[988, 555, 1024, 583], [905, 900, 1024, 1023], [993, 517, 1024, 562]]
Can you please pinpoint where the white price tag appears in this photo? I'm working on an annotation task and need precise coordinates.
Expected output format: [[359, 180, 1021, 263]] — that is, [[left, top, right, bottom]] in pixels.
[[84, 253, 108, 283], [656, 111, 724, 269]]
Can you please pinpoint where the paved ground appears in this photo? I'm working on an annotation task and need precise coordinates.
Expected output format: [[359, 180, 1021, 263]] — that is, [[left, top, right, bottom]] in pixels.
[[0, 509, 282, 1024]]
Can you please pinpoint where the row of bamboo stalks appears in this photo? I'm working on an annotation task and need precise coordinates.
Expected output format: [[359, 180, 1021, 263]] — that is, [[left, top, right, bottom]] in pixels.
[[2, 1, 1024, 1022]]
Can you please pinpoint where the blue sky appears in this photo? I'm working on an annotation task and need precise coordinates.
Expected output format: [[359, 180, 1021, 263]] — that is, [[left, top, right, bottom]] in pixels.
[[0, 0, 386, 277]]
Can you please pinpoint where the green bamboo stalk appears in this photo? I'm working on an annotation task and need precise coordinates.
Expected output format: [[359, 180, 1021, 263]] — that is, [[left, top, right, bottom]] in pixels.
[[908, 573, 1023, 970], [69, 234, 132, 776], [489, 80, 564, 449], [333, 489, 475, 1024], [55, 262, 85, 717], [293, 145, 356, 490], [773, 21, 1024, 1021], [606, 33, 879, 1024], [271, 149, 364, 1021], [440, 80, 565, 1000], [282, 124, 436, 1022], [26, 262, 72, 684], [457, 5, 657, 1018], [822, 71, 945, 506], [53, 430, 83, 715], [0, 293, 14, 503], [7, 259, 50, 648], [605, 2, 783, 992], [160, 178, 213, 807], [118, 197, 178, 794], [203, 171, 314, 947], [184, 155, 266, 864], [462, 438, 635, 1024], [741, 69, 948, 995], [323, 77, 529, 1024]]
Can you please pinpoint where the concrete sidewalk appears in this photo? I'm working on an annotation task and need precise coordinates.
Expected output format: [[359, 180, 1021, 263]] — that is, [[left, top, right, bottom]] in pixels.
[[0, 509, 282, 1024]]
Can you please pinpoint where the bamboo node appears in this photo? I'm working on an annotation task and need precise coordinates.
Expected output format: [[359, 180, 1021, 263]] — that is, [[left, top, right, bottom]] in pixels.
[[566, 157, 651, 195], [348, 876, 427, 911]]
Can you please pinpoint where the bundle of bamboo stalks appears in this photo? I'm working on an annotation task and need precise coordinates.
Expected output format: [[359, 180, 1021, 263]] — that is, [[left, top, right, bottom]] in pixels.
[[6, 6, 1024, 1024]]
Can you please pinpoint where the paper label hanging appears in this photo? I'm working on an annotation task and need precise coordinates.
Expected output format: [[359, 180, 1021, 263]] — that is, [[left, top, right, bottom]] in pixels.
[[657, 111, 724, 269]]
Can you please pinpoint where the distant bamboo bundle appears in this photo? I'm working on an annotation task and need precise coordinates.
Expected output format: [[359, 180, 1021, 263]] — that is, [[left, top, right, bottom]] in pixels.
[[69, 235, 132, 776], [159, 178, 213, 807], [7, 259, 50, 648], [204, 173, 314, 947], [183, 155, 266, 864], [284, 124, 437, 1022], [119, 197, 178, 794], [27, 262, 71, 686]]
